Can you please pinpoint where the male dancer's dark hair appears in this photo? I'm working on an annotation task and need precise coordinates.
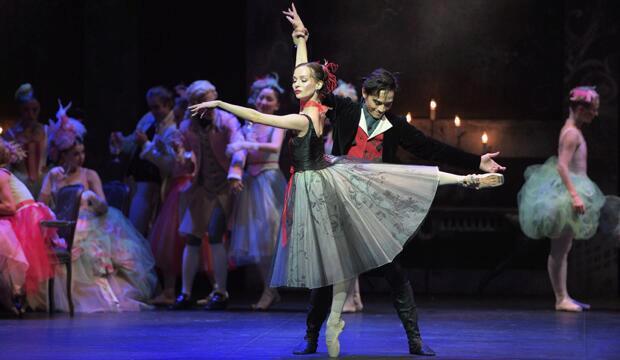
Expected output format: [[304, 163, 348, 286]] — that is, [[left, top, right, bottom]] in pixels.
[[362, 68, 399, 95]]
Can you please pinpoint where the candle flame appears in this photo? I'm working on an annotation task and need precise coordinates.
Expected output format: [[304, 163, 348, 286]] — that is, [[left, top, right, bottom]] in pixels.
[[406, 112, 412, 123], [430, 100, 437, 110], [454, 116, 461, 127], [481, 132, 488, 144], [0, 126, 3, 135]]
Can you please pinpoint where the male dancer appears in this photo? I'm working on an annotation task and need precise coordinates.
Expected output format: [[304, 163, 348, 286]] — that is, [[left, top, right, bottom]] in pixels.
[[171, 80, 245, 310], [283, 5, 505, 356]]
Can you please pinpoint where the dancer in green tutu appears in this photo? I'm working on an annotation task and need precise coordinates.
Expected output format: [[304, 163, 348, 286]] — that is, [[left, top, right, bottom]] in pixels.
[[518, 86, 605, 312]]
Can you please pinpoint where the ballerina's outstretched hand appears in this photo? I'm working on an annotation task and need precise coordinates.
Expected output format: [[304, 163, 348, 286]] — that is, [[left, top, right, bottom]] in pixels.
[[189, 101, 220, 118]]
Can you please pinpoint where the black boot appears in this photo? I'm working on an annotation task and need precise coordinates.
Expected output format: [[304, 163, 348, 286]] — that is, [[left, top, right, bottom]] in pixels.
[[292, 286, 332, 355], [393, 282, 436, 356], [292, 332, 319, 355]]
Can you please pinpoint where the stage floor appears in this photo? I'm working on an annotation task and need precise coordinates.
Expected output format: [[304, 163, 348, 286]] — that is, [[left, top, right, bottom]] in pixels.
[[1, 295, 619, 359]]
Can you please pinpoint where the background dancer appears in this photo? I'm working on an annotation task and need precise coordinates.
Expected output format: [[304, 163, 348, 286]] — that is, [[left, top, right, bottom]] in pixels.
[[518, 86, 605, 312]]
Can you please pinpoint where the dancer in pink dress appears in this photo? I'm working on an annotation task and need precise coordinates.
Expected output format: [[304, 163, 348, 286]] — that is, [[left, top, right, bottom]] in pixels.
[[0, 139, 57, 313]]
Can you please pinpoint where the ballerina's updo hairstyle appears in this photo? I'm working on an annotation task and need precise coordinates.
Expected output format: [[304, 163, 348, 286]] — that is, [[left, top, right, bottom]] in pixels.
[[295, 61, 339, 98]]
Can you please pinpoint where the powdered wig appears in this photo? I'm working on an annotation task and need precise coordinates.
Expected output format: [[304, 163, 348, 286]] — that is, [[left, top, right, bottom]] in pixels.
[[186, 80, 218, 103], [247, 73, 285, 106]]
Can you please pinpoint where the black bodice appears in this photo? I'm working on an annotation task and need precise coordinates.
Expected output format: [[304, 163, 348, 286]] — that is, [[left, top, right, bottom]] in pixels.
[[289, 115, 328, 172]]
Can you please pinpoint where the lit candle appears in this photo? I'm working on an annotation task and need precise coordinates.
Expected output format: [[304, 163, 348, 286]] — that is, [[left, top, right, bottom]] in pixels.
[[429, 100, 437, 121], [406, 112, 413, 124], [0, 126, 3, 135], [481, 131, 489, 153], [454, 116, 462, 147]]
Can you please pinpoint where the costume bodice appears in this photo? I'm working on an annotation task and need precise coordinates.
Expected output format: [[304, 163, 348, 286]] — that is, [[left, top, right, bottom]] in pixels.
[[289, 115, 328, 172], [0, 168, 34, 203]]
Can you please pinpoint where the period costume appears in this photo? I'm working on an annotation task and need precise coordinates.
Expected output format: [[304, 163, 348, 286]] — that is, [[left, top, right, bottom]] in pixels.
[[229, 124, 286, 266]]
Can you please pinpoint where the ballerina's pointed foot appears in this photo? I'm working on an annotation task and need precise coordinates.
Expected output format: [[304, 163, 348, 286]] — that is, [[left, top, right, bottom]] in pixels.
[[461, 173, 504, 190], [326, 319, 345, 358]]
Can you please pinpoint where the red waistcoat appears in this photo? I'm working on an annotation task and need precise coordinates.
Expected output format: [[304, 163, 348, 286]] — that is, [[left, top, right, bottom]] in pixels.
[[347, 126, 384, 160]]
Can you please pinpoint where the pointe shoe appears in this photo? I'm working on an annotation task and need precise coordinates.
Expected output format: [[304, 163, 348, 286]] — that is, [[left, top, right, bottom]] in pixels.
[[252, 288, 281, 311], [461, 173, 504, 189], [325, 319, 345, 358], [555, 299, 582, 312]]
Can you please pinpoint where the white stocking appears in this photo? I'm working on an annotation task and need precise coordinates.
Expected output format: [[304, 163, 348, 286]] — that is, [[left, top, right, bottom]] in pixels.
[[181, 245, 201, 296], [211, 243, 228, 295]]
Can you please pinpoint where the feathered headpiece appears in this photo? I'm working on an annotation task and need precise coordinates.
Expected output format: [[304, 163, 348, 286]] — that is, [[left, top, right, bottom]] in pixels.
[[569, 86, 599, 106], [48, 99, 87, 162], [332, 80, 358, 102], [0, 138, 27, 165], [247, 73, 285, 106]]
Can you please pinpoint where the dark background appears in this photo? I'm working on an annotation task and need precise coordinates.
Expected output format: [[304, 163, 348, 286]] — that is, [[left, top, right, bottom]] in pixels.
[[1, 0, 618, 295]]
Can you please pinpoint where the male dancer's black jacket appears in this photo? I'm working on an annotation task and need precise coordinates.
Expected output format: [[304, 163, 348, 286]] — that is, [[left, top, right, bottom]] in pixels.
[[324, 93, 480, 167]]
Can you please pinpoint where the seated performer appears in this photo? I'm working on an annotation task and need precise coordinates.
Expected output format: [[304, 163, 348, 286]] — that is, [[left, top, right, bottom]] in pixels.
[[39, 106, 157, 313]]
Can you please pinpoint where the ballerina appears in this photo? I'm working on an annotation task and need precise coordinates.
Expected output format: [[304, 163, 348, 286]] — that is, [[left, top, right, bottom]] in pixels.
[[518, 86, 605, 312]]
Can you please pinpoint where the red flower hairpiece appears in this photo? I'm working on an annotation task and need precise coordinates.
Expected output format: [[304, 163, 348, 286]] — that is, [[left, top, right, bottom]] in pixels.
[[321, 60, 339, 94]]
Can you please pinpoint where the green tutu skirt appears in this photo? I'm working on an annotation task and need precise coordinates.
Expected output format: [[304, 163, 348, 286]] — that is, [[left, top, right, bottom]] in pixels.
[[517, 157, 605, 240]]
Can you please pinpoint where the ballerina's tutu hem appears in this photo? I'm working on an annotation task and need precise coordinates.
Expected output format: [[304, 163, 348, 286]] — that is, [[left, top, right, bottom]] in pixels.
[[270, 156, 439, 289], [517, 156, 605, 240]]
